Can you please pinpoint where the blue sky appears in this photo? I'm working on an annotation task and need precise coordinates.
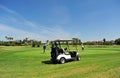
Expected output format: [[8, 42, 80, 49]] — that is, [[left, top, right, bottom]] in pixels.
[[0, 0, 120, 42]]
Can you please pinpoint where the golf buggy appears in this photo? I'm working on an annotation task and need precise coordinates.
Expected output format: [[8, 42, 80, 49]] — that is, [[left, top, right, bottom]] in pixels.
[[50, 40, 81, 64]]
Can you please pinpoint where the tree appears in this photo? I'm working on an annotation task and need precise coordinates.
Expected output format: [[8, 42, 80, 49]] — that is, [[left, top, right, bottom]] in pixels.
[[46, 40, 50, 46], [72, 38, 79, 44], [0, 41, 3, 46], [5, 36, 14, 46], [15, 40, 22, 46], [37, 41, 41, 47], [78, 39, 82, 45], [23, 37, 29, 45], [32, 40, 36, 47], [103, 38, 106, 44], [31, 40, 41, 47], [72, 38, 79, 51], [5, 36, 13, 41], [115, 38, 120, 45]]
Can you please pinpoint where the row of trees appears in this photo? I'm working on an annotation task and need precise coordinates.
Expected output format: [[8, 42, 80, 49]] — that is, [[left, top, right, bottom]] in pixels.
[[84, 38, 120, 45], [0, 36, 120, 46], [0, 36, 41, 47], [84, 40, 114, 45], [0, 37, 82, 46], [0, 40, 41, 46]]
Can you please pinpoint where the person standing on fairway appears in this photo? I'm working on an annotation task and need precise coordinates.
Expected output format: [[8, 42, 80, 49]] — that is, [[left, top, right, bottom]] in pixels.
[[81, 44, 84, 51], [43, 43, 46, 53]]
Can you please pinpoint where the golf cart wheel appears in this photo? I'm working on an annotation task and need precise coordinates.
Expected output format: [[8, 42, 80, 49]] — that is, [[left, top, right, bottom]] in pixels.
[[76, 55, 80, 61], [60, 57, 66, 64]]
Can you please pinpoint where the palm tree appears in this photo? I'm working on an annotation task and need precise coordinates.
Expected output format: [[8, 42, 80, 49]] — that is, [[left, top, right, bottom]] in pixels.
[[5, 36, 13, 41], [78, 39, 82, 45], [103, 38, 106, 45], [23, 37, 29, 45]]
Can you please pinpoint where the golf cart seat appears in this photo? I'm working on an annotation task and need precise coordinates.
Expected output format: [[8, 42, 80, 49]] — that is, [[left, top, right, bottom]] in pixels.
[[69, 51, 77, 57], [58, 48, 64, 54], [64, 47, 67, 51]]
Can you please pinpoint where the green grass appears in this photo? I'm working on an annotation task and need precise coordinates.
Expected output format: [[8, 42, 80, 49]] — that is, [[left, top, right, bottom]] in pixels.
[[0, 45, 120, 78]]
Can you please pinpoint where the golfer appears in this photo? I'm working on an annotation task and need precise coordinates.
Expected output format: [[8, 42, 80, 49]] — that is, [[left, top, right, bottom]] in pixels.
[[81, 44, 84, 51], [43, 43, 46, 53]]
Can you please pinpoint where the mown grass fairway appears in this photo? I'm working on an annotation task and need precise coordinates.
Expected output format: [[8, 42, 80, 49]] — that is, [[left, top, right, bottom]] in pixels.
[[0, 46, 120, 78]]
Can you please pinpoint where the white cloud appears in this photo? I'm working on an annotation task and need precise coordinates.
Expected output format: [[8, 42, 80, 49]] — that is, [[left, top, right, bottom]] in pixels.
[[0, 4, 38, 29], [0, 4, 18, 15], [0, 4, 73, 42], [0, 24, 45, 40], [0, 23, 72, 42]]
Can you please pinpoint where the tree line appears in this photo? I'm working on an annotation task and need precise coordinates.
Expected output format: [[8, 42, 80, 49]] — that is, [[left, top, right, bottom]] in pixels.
[[0, 36, 41, 47], [0, 36, 120, 46], [84, 38, 120, 45]]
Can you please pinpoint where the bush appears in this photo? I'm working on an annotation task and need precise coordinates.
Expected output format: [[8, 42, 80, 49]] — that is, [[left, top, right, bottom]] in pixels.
[[115, 38, 120, 45], [32, 44, 35, 47], [37, 45, 40, 47]]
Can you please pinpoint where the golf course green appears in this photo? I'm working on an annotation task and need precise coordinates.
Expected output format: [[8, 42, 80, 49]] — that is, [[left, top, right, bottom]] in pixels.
[[0, 45, 120, 78]]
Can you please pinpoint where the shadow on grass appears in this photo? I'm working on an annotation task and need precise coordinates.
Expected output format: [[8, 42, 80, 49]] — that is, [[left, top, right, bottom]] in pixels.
[[42, 60, 51, 64], [42, 60, 75, 64], [42, 60, 57, 64]]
